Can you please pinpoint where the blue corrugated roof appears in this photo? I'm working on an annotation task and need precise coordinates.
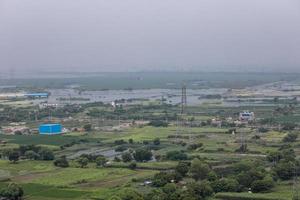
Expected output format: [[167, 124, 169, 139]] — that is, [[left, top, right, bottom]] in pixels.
[[25, 93, 48, 96]]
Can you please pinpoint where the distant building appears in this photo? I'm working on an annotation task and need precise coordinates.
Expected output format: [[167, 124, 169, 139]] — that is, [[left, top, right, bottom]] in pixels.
[[39, 124, 62, 135], [239, 111, 255, 122], [25, 93, 49, 98]]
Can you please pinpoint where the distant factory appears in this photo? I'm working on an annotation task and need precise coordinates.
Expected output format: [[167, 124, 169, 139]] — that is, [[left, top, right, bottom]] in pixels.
[[24, 93, 49, 98], [0, 92, 49, 100]]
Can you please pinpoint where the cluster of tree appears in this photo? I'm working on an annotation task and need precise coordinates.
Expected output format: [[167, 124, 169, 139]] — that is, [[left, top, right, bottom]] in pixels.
[[145, 158, 276, 200], [1, 145, 54, 163], [119, 148, 153, 163], [267, 146, 299, 180], [0, 183, 23, 200], [75, 154, 108, 168]]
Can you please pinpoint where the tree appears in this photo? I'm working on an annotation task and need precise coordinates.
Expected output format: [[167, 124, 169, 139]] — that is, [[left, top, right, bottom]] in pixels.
[[189, 158, 211, 180], [8, 150, 20, 163], [134, 148, 152, 162], [54, 156, 69, 168], [77, 157, 89, 168], [0, 182, 24, 200], [128, 138, 134, 144], [122, 152, 133, 163], [153, 138, 160, 145], [83, 124, 92, 132], [175, 161, 189, 177], [96, 156, 107, 167]]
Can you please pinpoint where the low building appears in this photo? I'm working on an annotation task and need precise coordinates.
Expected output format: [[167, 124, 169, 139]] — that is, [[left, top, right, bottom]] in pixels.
[[39, 124, 62, 135]]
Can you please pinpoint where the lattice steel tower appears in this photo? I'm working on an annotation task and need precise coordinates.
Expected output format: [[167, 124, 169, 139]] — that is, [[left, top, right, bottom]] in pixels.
[[181, 83, 187, 114]]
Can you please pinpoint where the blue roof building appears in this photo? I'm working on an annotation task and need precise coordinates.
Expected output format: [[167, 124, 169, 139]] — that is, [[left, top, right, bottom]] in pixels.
[[39, 124, 62, 135]]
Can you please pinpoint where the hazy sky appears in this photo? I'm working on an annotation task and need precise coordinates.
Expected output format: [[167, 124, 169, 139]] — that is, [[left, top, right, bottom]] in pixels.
[[0, 0, 300, 73]]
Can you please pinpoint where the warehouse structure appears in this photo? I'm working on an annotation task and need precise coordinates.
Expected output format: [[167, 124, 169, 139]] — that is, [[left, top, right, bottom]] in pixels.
[[39, 124, 62, 135]]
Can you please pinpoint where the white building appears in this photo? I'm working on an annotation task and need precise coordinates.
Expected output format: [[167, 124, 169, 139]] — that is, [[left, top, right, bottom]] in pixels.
[[239, 111, 255, 122]]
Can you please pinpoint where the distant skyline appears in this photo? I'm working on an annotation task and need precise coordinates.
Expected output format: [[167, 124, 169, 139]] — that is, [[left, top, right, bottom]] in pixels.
[[0, 0, 300, 73]]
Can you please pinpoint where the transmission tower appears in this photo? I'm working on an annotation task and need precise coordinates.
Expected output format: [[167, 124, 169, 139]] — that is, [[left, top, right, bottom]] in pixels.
[[181, 83, 187, 114]]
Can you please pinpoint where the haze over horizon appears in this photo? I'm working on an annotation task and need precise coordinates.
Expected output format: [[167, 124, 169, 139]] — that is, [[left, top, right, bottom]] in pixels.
[[1, 0, 300, 73]]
